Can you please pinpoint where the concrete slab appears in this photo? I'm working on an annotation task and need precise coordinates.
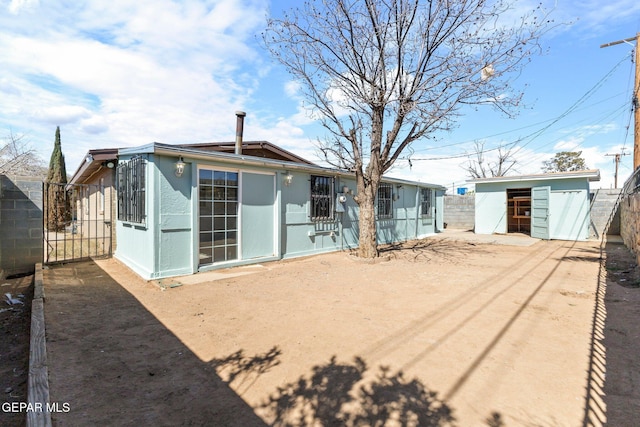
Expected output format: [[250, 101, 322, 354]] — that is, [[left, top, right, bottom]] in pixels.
[[157, 264, 268, 287], [436, 228, 539, 246]]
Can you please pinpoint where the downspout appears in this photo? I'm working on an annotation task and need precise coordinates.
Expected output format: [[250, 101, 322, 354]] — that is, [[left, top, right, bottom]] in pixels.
[[235, 111, 246, 155]]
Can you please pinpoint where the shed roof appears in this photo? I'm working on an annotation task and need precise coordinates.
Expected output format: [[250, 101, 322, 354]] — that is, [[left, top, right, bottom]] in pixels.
[[468, 169, 600, 184]]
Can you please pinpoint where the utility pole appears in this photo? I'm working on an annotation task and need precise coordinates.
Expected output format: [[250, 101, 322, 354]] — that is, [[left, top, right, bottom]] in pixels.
[[601, 33, 640, 170], [605, 149, 629, 188]]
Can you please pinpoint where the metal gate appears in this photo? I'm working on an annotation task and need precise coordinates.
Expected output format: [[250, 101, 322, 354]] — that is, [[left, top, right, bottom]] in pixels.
[[43, 182, 114, 264]]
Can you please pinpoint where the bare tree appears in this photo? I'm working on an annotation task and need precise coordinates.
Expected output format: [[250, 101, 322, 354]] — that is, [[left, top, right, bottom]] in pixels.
[[464, 141, 518, 178], [265, 0, 554, 258], [0, 131, 46, 177]]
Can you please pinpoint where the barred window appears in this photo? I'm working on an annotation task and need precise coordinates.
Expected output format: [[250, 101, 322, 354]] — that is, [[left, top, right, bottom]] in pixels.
[[310, 175, 334, 220], [377, 183, 393, 219], [421, 188, 432, 218], [117, 156, 146, 224]]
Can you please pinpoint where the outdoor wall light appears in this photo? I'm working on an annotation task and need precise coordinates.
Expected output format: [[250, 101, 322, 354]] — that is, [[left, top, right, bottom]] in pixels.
[[284, 172, 293, 186], [342, 185, 351, 194], [175, 156, 186, 177]]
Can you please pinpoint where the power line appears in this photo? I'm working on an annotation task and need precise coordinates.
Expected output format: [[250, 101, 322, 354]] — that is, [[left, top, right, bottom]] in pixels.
[[410, 90, 629, 155], [404, 51, 633, 164], [605, 149, 630, 188], [601, 33, 640, 169]]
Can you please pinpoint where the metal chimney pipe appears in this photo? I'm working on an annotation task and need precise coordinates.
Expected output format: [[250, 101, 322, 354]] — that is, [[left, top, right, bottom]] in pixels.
[[235, 111, 246, 155]]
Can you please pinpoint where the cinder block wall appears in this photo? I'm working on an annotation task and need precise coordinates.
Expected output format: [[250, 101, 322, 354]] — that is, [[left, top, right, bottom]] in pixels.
[[0, 175, 43, 279], [620, 192, 640, 260], [444, 194, 475, 230]]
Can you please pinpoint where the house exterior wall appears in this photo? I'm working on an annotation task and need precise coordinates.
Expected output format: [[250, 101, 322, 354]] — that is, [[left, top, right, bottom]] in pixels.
[[474, 177, 591, 240], [116, 152, 444, 279], [241, 172, 277, 260], [114, 154, 156, 278], [157, 155, 193, 277]]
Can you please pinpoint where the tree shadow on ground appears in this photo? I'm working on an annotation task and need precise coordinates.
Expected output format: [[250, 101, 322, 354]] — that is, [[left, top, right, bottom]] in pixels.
[[582, 241, 640, 426], [484, 411, 505, 427], [557, 245, 602, 263], [378, 237, 486, 263], [211, 346, 283, 396], [212, 352, 456, 427]]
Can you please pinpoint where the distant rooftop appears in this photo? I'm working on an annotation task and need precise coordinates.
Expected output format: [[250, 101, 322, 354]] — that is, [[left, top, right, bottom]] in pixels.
[[177, 141, 314, 165]]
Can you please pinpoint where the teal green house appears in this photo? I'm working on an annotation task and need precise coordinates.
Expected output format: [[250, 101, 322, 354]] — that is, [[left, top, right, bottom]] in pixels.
[[115, 142, 445, 279], [470, 170, 600, 240]]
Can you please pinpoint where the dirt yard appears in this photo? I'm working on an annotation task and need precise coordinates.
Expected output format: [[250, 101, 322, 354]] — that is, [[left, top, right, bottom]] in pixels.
[[0, 274, 32, 427], [39, 233, 640, 426]]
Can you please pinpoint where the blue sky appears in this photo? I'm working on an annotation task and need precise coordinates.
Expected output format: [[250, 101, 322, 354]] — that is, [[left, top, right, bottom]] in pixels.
[[1, 0, 639, 190]]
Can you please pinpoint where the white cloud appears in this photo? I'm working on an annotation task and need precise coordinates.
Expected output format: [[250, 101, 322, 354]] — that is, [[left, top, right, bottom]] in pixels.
[[8, 0, 38, 14], [545, 0, 640, 40], [0, 0, 274, 171], [0, 78, 21, 96], [284, 80, 301, 97], [79, 116, 109, 134], [32, 105, 92, 124], [554, 136, 584, 151], [574, 0, 640, 32]]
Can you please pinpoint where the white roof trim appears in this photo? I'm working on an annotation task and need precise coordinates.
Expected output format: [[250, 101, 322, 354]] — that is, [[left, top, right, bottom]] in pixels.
[[468, 169, 600, 184], [120, 142, 447, 190]]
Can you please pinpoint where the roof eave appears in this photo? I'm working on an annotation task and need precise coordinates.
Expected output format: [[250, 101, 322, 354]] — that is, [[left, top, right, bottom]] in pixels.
[[467, 169, 601, 184], [123, 142, 445, 189], [68, 149, 118, 185]]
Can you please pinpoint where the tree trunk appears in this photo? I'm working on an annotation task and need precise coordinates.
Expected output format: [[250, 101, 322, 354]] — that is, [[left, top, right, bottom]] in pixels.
[[355, 166, 381, 258], [357, 187, 378, 258], [355, 107, 384, 259]]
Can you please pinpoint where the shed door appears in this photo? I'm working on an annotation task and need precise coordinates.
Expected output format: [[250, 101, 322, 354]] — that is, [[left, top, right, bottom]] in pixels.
[[241, 172, 275, 259], [531, 186, 550, 240]]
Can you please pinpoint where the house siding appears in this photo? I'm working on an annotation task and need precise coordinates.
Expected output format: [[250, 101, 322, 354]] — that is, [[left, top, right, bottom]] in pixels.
[[114, 154, 156, 279], [241, 171, 277, 260], [157, 155, 193, 277]]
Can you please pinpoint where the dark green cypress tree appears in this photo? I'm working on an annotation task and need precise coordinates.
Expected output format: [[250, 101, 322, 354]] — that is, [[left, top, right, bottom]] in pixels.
[[45, 126, 70, 231]]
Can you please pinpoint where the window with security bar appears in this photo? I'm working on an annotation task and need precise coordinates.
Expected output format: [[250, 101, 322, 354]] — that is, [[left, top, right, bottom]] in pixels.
[[117, 156, 146, 224], [310, 175, 334, 220], [377, 183, 393, 219], [421, 188, 433, 218]]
